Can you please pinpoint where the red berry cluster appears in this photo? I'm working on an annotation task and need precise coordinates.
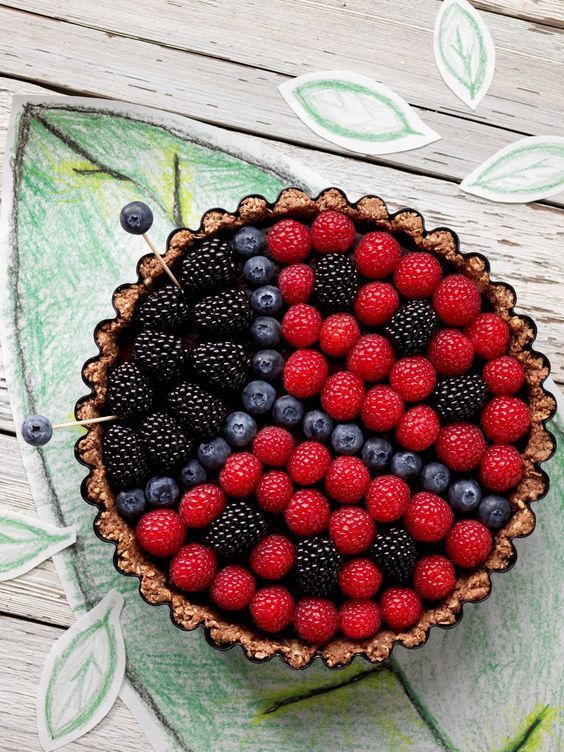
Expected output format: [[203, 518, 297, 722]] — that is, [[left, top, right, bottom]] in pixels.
[[130, 210, 531, 648]]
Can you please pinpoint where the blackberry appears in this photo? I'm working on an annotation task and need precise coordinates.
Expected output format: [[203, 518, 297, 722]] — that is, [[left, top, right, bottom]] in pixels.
[[295, 537, 341, 596], [190, 341, 250, 391], [167, 381, 227, 437], [179, 237, 236, 295], [193, 289, 252, 336], [433, 374, 489, 421], [385, 299, 439, 355], [133, 330, 186, 382], [103, 424, 149, 490], [138, 412, 192, 472], [313, 254, 359, 312], [106, 362, 153, 418], [134, 286, 190, 332], [370, 527, 417, 584], [204, 500, 269, 558]]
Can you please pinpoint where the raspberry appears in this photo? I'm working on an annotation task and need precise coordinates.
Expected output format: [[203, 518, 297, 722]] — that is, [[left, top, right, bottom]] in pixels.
[[428, 328, 474, 376], [433, 275, 481, 326], [389, 356, 436, 401], [481, 396, 530, 443], [413, 555, 456, 601], [285, 489, 330, 536], [339, 599, 381, 640], [347, 334, 395, 382], [319, 313, 360, 357], [394, 252, 442, 298], [250, 586, 294, 633], [282, 304, 322, 348], [354, 282, 399, 326], [267, 219, 310, 263], [321, 371, 365, 420], [250, 535, 295, 580], [310, 210, 355, 253], [211, 565, 256, 610], [354, 232, 401, 279], [329, 506, 376, 554], [338, 558, 383, 599], [466, 313, 510, 359], [170, 543, 217, 592], [479, 444, 523, 492], [136, 509, 185, 558], [380, 588, 422, 630], [403, 492, 454, 542], [446, 520, 492, 568], [325, 456, 370, 503], [436, 422, 486, 471], [252, 426, 295, 467], [294, 597, 338, 643], [483, 356, 525, 395], [179, 484, 226, 528], [219, 452, 262, 497], [278, 263, 315, 305], [361, 385, 404, 432], [256, 470, 294, 513], [396, 405, 441, 452], [287, 441, 332, 485], [366, 475, 411, 523], [283, 349, 328, 398]]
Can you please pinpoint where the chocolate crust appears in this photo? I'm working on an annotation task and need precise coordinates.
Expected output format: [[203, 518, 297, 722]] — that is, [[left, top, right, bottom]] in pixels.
[[76, 188, 557, 669]]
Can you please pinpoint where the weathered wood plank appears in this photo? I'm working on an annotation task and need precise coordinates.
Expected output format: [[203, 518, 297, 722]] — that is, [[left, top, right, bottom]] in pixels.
[[0, 614, 151, 752], [475, 1, 563, 28], [0, 5, 563, 205]]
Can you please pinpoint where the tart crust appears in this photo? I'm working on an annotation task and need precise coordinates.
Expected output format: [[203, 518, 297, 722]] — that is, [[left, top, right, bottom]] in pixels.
[[76, 188, 556, 669]]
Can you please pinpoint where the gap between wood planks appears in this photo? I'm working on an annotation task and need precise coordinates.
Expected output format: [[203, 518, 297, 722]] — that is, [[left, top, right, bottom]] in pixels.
[[0, 4, 562, 206]]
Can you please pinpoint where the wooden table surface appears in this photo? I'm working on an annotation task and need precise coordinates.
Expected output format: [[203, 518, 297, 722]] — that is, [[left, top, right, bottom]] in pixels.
[[0, 2, 563, 750]]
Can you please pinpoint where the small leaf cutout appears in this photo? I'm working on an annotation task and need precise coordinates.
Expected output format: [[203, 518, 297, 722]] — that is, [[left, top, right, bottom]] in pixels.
[[434, 0, 495, 110], [279, 71, 440, 155], [461, 136, 564, 203], [0, 510, 76, 581], [37, 590, 126, 751]]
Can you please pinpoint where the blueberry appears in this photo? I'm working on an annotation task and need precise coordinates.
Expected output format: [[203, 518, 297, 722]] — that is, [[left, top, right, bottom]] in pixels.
[[223, 411, 257, 447], [252, 349, 284, 382], [273, 395, 304, 428], [179, 459, 207, 489], [145, 476, 180, 507], [244, 256, 274, 287], [242, 380, 276, 415], [120, 201, 153, 235], [420, 462, 451, 494], [478, 495, 511, 529], [197, 437, 232, 470], [361, 437, 393, 470], [303, 410, 333, 441], [250, 285, 283, 315], [249, 317, 281, 347], [391, 451, 422, 479], [21, 415, 53, 447], [331, 424, 364, 455], [232, 226, 266, 257], [448, 478, 482, 512], [115, 488, 146, 522]]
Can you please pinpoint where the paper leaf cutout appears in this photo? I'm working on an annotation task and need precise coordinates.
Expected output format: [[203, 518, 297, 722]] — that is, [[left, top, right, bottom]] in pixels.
[[37, 590, 125, 751], [434, 0, 495, 110], [0, 510, 76, 581], [279, 71, 440, 155], [461, 136, 564, 203]]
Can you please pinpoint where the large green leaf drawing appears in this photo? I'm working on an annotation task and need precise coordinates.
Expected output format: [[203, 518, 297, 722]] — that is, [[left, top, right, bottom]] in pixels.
[[0, 98, 561, 751], [279, 71, 440, 155]]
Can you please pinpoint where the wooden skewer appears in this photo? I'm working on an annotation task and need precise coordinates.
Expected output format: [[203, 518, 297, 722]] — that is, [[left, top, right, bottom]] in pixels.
[[142, 232, 181, 288], [52, 415, 119, 430]]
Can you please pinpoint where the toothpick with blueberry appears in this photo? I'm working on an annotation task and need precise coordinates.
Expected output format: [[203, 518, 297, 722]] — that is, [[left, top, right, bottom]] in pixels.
[[21, 413, 118, 446]]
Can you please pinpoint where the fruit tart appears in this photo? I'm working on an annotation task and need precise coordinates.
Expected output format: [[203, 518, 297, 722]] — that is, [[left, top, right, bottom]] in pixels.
[[76, 188, 556, 668]]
